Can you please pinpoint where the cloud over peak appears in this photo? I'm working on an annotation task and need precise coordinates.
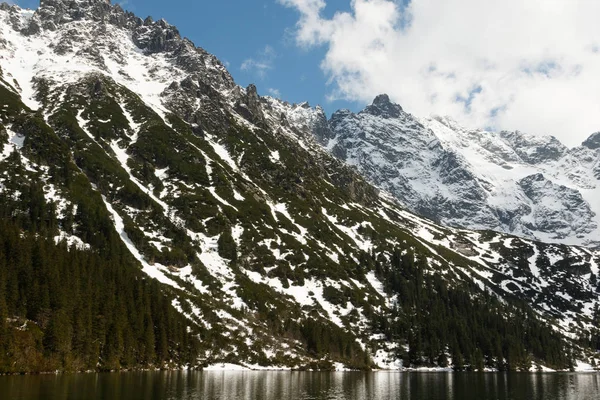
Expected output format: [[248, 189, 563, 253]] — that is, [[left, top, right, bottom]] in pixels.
[[279, 0, 600, 146]]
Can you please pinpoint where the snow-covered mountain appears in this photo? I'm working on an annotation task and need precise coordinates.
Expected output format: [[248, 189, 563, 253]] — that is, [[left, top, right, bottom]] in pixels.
[[1, 0, 599, 371], [306, 94, 599, 248]]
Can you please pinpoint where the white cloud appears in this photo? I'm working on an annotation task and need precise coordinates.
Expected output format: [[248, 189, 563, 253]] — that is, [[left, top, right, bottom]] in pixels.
[[267, 88, 282, 97], [278, 0, 600, 146], [241, 45, 277, 79]]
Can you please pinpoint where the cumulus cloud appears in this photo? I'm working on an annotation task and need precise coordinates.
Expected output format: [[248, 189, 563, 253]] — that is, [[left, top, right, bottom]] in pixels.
[[278, 0, 600, 146], [241, 45, 277, 79]]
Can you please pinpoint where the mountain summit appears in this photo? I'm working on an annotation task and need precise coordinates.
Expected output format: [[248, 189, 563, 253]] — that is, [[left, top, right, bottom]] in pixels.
[[361, 94, 403, 119], [321, 96, 600, 248], [583, 132, 600, 150]]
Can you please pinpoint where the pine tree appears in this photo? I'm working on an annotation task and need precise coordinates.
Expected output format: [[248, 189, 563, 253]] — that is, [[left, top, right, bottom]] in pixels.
[[218, 228, 237, 262], [472, 348, 484, 372], [143, 315, 156, 364]]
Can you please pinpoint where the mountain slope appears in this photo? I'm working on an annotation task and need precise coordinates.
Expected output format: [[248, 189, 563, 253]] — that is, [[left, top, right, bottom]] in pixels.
[[313, 95, 599, 248], [0, 0, 599, 372]]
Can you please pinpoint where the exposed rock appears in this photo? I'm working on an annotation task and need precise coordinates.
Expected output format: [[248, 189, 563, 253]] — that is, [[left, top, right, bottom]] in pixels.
[[583, 132, 600, 150], [518, 174, 595, 236], [315, 95, 599, 247], [498, 130, 568, 164], [360, 94, 403, 119]]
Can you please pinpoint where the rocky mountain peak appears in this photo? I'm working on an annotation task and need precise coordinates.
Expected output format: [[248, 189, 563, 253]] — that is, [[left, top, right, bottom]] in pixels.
[[373, 94, 392, 105], [27, 0, 136, 34], [360, 94, 403, 119], [37, 0, 114, 19], [321, 99, 599, 247], [233, 83, 265, 125], [583, 132, 600, 150], [498, 130, 567, 164], [6, 0, 236, 91], [30, 0, 180, 41], [330, 108, 353, 122]]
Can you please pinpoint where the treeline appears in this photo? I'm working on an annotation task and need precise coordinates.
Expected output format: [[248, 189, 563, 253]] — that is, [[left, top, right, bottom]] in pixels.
[[371, 248, 572, 371], [0, 217, 199, 373]]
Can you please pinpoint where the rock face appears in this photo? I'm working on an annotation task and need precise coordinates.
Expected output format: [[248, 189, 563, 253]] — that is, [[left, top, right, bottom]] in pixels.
[[308, 96, 600, 247], [583, 132, 600, 150], [517, 174, 594, 233], [361, 94, 403, 119]]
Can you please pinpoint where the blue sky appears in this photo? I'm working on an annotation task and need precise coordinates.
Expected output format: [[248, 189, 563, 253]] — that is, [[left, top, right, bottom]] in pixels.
[[15, 0, 361, 115]]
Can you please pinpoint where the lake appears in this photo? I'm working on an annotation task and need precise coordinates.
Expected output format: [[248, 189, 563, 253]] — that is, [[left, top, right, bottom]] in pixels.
[[1, 371, 599, 400]]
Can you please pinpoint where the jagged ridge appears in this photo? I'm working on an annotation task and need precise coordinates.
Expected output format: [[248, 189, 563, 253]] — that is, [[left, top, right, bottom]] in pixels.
[[301, 94, 600, 248]]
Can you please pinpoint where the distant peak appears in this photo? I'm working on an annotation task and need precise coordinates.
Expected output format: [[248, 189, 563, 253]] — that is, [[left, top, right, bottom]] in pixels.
[[361, 94, 403, 119], [582, 132, 600, 150], [373, 94, 392, 106], [331, 108, 353, 118]]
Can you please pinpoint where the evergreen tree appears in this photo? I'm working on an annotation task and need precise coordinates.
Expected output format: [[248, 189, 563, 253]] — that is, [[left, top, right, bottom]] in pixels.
[[217, 228, 237, 262]]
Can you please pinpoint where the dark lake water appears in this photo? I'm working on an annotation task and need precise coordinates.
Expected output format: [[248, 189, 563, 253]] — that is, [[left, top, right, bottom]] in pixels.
[[1, 371, 599, 400]]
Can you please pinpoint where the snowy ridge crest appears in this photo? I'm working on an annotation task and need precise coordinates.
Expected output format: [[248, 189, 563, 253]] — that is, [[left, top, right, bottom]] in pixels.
[[315, 95, 600, 248]]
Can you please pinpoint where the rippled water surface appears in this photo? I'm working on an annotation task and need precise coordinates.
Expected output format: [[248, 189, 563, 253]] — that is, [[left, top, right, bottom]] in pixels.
[[1, 371, 600, 400]]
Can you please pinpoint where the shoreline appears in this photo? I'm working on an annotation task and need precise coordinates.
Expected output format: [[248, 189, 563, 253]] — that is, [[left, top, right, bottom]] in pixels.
[[2, 364, 599, 376]]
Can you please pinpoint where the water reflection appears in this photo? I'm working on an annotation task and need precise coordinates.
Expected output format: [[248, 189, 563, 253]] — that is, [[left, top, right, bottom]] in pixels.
[[0, 371, 599, 400]]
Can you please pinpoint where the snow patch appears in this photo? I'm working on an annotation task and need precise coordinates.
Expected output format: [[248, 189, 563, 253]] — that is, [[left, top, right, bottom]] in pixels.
[[102, 196, 182, 289]]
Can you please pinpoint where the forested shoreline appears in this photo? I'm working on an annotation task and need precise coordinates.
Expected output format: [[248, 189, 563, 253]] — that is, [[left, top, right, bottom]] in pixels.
[[0, 216, 200, 374]]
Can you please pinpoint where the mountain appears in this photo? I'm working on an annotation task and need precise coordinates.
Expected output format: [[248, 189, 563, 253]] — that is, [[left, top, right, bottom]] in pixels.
[[314, 94, 600, 248], [0, 0, 599, 373]]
